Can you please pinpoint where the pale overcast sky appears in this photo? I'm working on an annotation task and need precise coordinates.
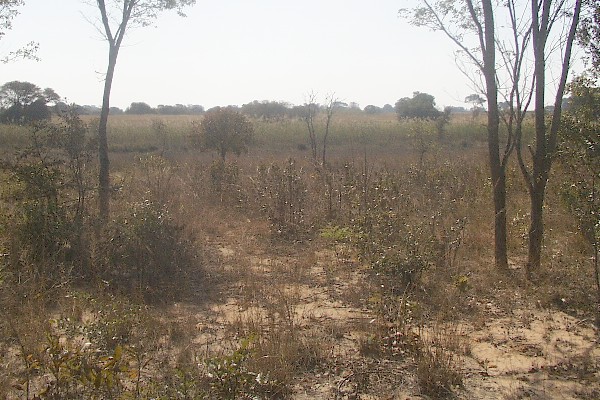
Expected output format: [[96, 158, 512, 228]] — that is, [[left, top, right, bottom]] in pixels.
[[0, 1, 585, 110]]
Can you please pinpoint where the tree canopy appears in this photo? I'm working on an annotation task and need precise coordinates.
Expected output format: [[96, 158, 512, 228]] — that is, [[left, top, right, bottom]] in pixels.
[[0, 80, 59, 123], [395, 92, 441, 120], [192, 107, 254, 162]]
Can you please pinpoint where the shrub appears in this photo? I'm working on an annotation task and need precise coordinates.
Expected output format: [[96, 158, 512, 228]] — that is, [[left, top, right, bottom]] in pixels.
[[1, 111, 94, 282], [205, 337, 289, 399], [191, 107, 254, 162], [97, 200, 199, 301], [254, 159, 307, 239]]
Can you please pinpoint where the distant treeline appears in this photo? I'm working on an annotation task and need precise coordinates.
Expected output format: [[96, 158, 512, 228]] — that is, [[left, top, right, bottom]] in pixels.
[[91, 100, 400, 119], [64, 100, 403, 120], [69, 102, 206, 116]]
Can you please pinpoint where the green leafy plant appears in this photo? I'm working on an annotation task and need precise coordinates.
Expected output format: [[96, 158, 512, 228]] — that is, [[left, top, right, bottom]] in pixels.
[[205, 337, 287, 399]]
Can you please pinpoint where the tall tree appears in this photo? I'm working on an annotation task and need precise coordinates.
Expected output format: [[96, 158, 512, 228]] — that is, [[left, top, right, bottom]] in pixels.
[[0, 80, 59, 123], [395, 91, 441, 120], [301, 91, 319, 162], [321, 93, 338, 165], [578, 0, 600, 80], [401, 0, 582, 274], [401, 0, 508, 271], [93, 0, 195, 221], [520, 0, 582, 276]]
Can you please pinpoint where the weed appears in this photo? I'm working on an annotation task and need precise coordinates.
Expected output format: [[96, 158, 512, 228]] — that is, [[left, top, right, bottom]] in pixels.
[[255, 159, 307, 239]]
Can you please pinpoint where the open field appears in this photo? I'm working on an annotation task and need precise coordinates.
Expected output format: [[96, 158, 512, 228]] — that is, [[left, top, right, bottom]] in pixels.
[[0, 113, 598, 399]]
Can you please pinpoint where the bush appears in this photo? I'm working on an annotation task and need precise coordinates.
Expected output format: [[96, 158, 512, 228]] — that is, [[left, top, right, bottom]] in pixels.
[[1, 111, 94, 283], [97, 200, 199, 301], [191, 107, 254, 161], [254, 159, 307, 239]]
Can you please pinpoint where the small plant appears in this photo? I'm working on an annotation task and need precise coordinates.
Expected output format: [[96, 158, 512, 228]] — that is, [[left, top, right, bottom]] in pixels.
[[454, 275, 470, 293], [255, 159, 307, 239], [209, 160, 240, 197], [320, 224, 352, 243], [151, 118, 168, 152], [205, 337, 288, 399], [320, 224, 354, 264], [415, 326, 463, 399], [137, 154, 175, 205]]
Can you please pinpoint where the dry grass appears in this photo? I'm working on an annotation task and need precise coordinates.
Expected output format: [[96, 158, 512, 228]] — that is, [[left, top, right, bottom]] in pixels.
[[0, 113, 598, 399]]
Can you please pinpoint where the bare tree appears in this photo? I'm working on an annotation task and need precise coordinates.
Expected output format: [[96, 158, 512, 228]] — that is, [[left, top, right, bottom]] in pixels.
[[301, 91, 319, 162], [91, 0, 195, 221], [321, 93, 338, 165], [401, 0, 582, 274], [401, 0, 508, 271], [301, 91, 338, 165]]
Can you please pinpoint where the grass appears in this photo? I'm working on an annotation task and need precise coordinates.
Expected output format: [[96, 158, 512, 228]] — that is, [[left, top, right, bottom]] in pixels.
[[0, 112, 597, 399]]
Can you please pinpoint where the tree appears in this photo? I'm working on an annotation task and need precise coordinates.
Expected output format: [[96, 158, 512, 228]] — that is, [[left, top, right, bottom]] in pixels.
[[300, 92, 339, 165], [0, 80, 58, 123], [301, 91, 320, 162], [401, 0, 582, 274], [322, 94, 339, 165], [465, 93, 485, 119], [514, 0, 582, 276], [364, 105, 382, 114], [126, 101, 155, 114], [435, 106, 452, 138], [241, 100, 290, 121], [559, 1, 600, 326], [395, 92, 441, 120], [93, 0, 196, 221], [578, 1, 599, 79], [192, 107, 254, 162], [0, 0, 38, 63]]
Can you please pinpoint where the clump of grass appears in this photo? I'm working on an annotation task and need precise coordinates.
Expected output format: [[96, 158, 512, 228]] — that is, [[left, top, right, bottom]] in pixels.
[[415, 324, 464, 399]]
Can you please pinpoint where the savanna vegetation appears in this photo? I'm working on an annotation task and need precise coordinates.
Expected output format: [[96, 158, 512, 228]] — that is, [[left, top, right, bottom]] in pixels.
[[0, 0, 599, 399], [0, 106, 598, 399]]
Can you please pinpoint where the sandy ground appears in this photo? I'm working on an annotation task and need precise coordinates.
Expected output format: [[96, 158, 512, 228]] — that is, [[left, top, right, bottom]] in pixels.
[[163, 218, 600, 399]]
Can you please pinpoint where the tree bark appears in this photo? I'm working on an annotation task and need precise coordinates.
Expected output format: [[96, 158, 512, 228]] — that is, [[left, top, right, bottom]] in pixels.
[[525, 0, 581, 276], [480, 0, 509, 271], [527, 182, 545, 278], [98, 47, 118, 222]]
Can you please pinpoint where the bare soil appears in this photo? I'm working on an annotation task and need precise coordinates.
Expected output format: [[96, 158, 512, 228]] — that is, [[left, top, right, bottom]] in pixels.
[[163, 215, 600, 399]]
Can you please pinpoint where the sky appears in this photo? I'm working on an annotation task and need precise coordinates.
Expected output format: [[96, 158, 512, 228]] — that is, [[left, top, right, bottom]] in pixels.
[[0, 0, 586, 110]]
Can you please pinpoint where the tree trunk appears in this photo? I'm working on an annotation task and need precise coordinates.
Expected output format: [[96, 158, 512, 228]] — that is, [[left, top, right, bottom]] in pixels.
[[524, 0, 581, 277], [481, 0, 509, 271], [526, 181, 545, 278], [98, 47, 118, 222], [491, 167, 509, 271]]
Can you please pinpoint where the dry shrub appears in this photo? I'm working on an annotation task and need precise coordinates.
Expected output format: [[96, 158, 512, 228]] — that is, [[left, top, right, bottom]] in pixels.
[[415, 324, 464, 399], [95, 200, 200, 302]]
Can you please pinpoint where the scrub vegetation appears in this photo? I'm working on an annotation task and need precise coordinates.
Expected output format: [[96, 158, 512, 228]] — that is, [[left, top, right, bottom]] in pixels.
[[0, 110, 599, 399]]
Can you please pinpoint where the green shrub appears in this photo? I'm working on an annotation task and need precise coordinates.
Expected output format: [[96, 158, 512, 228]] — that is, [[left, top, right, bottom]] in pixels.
[[205, 337, 289, 399], [1, 111, 94, 282]]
